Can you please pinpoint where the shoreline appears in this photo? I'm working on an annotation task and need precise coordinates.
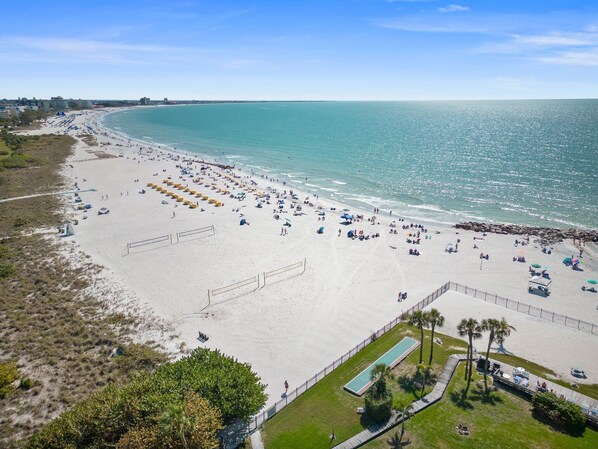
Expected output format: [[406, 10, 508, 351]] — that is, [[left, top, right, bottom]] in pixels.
[[99, 104, 598, 231], [26, 108, 598, 409]]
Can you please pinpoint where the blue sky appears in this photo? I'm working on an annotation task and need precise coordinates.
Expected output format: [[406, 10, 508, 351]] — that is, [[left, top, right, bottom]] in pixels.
[[1, 0, 598, 100]]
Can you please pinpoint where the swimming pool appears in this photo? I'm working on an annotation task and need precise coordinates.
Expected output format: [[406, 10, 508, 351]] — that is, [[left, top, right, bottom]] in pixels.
[[344, 337, 419, 396]]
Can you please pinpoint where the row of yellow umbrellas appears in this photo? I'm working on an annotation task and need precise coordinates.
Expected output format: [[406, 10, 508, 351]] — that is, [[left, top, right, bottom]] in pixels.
[[149, 181, 223, 207]]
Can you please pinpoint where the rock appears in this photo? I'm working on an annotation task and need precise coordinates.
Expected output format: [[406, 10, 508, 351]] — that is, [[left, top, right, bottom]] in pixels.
[[454, 222, 598, 243]]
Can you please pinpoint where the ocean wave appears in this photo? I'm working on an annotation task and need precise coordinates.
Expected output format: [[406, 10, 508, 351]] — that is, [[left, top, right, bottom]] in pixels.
[[408, 204, 445, 213], [331, 179, 347, 185]]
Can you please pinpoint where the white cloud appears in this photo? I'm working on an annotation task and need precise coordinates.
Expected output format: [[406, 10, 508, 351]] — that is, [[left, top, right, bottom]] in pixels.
[[537, 49, 598, 66], [438, 4, 469, 13]]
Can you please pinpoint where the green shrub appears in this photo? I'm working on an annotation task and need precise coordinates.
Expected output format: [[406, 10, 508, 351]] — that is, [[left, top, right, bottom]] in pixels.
[[19, 378, 34, 390], [1, 153, 32, 169], [0, 262, 15, 278], [0, 362, 19, 398], [365, 391, 393, 422], [116, 343, 167, 372], [28, 348, 267, 448], [532, 391, 586, 435]]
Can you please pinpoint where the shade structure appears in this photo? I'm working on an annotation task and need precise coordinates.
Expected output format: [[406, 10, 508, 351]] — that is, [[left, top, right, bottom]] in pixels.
[[588, 279, 598, 285], [531, 263, 542, 269]]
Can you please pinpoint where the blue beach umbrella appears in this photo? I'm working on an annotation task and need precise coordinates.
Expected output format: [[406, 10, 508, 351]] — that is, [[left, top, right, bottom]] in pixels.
[[588, 279, 598, 285]]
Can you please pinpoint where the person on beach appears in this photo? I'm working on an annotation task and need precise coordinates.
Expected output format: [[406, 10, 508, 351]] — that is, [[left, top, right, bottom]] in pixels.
[[284, 380, 289, 394], [172, 211, 176, 218]]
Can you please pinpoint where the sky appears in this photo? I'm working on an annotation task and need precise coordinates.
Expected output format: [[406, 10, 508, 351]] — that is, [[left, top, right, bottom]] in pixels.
[[1, 0, 598, 100]]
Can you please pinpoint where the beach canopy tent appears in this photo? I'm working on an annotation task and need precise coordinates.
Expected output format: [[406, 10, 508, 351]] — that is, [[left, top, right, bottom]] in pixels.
[[531, 263, 542, 269], [588, 279, 598, 285], [341, 213, 353, 220], [528, 276, 552, 294]]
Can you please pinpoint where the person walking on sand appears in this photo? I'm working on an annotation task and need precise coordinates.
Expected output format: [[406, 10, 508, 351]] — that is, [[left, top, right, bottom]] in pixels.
[[284, 380, 289, 394], [172, 211, 176, 218]]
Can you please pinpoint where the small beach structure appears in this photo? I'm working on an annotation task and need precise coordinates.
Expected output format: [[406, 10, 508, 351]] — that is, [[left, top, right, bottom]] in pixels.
[[528, 276, 551, 296]]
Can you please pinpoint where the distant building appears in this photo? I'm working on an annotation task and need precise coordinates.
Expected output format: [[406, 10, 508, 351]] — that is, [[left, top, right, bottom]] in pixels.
[[41, 100, 51, 112], [50, 96, 69, 110], [72, 99, 93, 109], [140, 97, 151, 105], [0, 108, 12, 119]]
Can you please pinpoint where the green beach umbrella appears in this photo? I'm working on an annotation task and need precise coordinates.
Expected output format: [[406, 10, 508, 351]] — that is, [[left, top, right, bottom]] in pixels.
[[531, 263, 542, 269], [587, 279, 598, 285]]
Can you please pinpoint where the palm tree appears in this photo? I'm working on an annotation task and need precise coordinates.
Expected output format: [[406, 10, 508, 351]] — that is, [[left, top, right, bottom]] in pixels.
[[480, 318, 500, 394], [427, 308, 445, 365], [457, 318, 482, 396], [409, 310, 430, 364], [370, 363, 393, 397], [417, 363, 432, 397], [160, 403, 194, 449], [398, 404, 414, 445], [370, 363, 393, 383], [495, 317, 516, 354]]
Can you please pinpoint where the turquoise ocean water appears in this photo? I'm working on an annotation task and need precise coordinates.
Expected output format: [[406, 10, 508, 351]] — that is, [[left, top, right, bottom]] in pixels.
[[103, 101, 598, 229]]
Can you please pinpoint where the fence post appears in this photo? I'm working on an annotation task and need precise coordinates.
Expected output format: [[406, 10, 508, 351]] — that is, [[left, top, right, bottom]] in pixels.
[[302, 257, 307, 274], [552, 311, 554, 322]]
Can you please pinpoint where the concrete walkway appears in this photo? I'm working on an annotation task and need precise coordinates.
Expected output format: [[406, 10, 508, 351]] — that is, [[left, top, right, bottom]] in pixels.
[[0, 188, 96, 204], [333, 354, 467, 449], [250, 430, 265, 449]]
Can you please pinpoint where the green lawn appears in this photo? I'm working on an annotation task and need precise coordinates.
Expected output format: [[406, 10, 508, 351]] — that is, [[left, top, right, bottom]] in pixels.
[[362, 365, 598, 449], [261, 324, 598, 449], [261, 324, 468, 449]]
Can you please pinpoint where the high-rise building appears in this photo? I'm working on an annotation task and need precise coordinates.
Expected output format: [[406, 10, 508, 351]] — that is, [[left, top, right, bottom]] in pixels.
[[140, 97, 151, 105], [50, 96, 69, 110]]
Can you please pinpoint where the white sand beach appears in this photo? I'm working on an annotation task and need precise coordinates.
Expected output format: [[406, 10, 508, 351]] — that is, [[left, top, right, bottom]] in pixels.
[[24, 109, 598, 407]]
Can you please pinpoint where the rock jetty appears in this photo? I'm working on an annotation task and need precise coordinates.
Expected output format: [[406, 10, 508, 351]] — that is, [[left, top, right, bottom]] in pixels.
[[454, 222, 598, 244]]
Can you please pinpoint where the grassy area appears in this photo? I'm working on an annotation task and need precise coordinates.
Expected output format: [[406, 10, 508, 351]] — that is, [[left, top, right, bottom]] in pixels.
[[261, 324, 468, 449], [362, 364, 598, 449], [261, 324, 598, 449], [491, 353, 598, 401], [0, 138, 10, 156], [0, 133, 169, 447]]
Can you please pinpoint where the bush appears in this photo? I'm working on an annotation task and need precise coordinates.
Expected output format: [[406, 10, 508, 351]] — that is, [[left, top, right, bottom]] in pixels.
[[19, 378, 34, 390], [1, 153, 32, 169], [28, 348, 267, 448], [0, 362, 19, 398], [532, 391, 586, 435], [0, 263, 15, 278], [116, 343, 167, 372], [365, 391, 393, 422]]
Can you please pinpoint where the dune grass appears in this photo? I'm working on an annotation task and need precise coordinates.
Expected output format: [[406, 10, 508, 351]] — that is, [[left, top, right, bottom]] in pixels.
[[0, 133, 169, 447]]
